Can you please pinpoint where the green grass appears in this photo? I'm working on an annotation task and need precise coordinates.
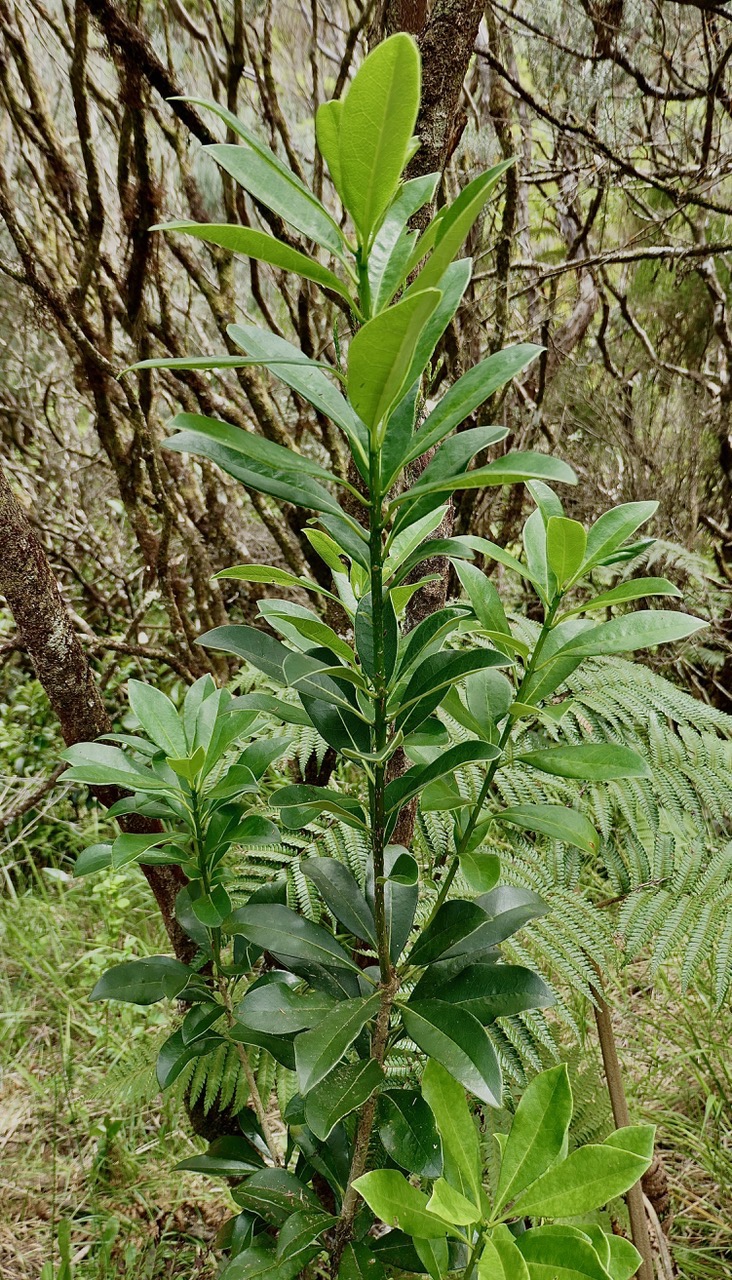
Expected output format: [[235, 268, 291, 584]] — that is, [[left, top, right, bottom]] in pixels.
[[0, 854, 226, 1280], [1, 835, 730, 1278]]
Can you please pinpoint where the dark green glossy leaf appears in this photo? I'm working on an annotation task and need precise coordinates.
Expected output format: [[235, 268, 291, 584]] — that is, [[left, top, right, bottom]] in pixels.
[[497, 804, 600, 854], [305, 1059, 384, 1139], [384, 741, 500, 816], [557, 610, 707, 658], [175, 1135, 264, 1177], [377, 1089, 443, 1178], [402, 1001, 502, 1106], [234, 1168, 321, 1226], [235, 982, 336, 1034], [302, 857, 376, 945], [440, 963, 554, 1023], [226, 903, 359, 971], [295, 994, 381, 1094], [355, 590, 398, 683], [407, 900, 492, 967], [518, 743, 651, 781], [90, 956, 192, 1005]]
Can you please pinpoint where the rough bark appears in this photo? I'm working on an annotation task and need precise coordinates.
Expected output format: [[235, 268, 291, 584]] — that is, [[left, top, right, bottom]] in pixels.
[[0, 463, 193, 962]]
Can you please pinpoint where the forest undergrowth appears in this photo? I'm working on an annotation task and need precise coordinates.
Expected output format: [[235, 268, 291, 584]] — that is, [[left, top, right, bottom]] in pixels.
[[1, 840, 730, 1280]]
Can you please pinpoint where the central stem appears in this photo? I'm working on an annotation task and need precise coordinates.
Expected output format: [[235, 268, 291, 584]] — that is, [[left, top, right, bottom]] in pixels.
[[331, 433, 398, 1273]]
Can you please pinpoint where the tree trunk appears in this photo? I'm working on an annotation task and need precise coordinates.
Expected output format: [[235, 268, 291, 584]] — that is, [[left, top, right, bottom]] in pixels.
[[0, 463, 193, 962]]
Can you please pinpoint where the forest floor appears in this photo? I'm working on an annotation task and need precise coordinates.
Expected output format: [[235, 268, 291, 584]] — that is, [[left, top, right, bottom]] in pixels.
[[1, 854, 731, 1279]]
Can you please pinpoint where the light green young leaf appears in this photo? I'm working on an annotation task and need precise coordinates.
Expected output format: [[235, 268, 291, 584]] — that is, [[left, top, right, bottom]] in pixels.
[[352, 1170, 451, 1240], [368, 173, 440, 312], [546, 517, 587, 586], [478, 1229, 530, 1280], [338, 34, 421, 245], [422, 1059, 482, 1206], [413, 1236, 450, 1280], [426, 1178, 480, 1226], [605, 1235, 643, 1280], [348, 289, 442, 433], [494, 1063, 572, 1212], [510, 1126, 654, 1217], [515, 1226, 613, 1280], [315, 98, 344, 196]]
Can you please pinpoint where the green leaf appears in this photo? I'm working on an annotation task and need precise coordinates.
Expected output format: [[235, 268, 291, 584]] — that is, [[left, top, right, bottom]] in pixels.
[[235, 982, 336, 1034], [440, 963, 554, 1023], [234, 1168, 321, 1226], [518, 743, 651, 781], [582, 502, 658, 571], [478, 1230, 530, 1280], [459, 851, 501, 894], [90, 957, 192, 1005], [155, 221, 353, 303], [511, 1126, 655, 1217], [546, 517, 587, 586], [409, 345, 541, 463], [166, 428, 342, 516], [495, 1064, 573, 1212], [497, 804, 600, 854], [368, 173, 440, 312], [348, 289, 442, 433], [167, 412, 340, 488], [605, 1235, 643, 1280], [407, 900, 493, 967], [367, 844, 418, 963], [302, 857, 376, 945], [352, 1170, 450, 1240], [205, 141, 344, 256], [515, 1227, 613, 1280], [305, 1059, 383, 1139], [561, 577, 682, 617], [175, 1135, 264, 1177], [74, 843, 113, 877], [338, 33, 421, 245], [395, 648, 511, 738], [126, 680, 186, 755], [410, 160, 515, 289], [272, 784, 367, 831], [110, 832, 176, 870], [454, 561, 512, 640], [402, 1001, 502, 1106], [227, 325, 367, 470], [421, 1059, 482, 1205], [295, 994, 380, 1094], [557, 610, 707, 658], [316, 98, 344, 195], [427, 1177, 479, 1226], [355, 590, 398, 683], [338, 1243, 386, 1280], [156, 1028, 222, 1089], [385, 742, 500, 817], [60, 741, 168, 791], [276, 1209, 334, 1271], [226, 903, 359, 971], [377, 1089, 443, 1178], [392, 452, 577, 504], [414, 1237, 450, 1280]]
